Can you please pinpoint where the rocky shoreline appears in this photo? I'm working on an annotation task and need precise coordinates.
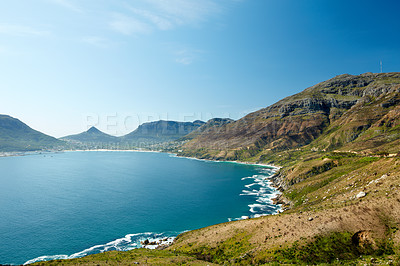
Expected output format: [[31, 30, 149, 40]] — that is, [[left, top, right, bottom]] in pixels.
[[140, 237, 175, 250], [175, 153, 291, 215], [269, 171, 293, 211]]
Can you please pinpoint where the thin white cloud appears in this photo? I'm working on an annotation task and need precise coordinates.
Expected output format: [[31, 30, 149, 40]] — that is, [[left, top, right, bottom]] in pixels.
[[109, 13, 151, 35], [144, 0, 220, 25], [111, 0, 222, 36], [48, 0, 83, 13], [128, 7, 174, 31], [0, 24, 50, 36], [174, 48, 204, 65]]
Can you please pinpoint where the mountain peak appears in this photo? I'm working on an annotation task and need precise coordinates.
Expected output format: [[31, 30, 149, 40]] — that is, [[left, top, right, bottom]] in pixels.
[[87, 126, 101, 133], [61, 126, 118, 143]]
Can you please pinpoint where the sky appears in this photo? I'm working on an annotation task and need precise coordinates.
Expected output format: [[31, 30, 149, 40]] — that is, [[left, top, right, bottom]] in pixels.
[[0, 0, 399, 137]]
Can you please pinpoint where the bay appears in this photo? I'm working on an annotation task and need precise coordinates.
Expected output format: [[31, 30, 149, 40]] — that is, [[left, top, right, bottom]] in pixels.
[[0, 151, 279, 265]]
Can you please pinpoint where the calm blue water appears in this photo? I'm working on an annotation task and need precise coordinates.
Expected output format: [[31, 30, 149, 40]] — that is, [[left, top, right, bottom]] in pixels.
[[0, 151, 279, 265]]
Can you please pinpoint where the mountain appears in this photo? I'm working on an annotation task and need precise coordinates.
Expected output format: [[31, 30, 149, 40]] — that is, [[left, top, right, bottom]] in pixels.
[[168, 72, 400, 264], [180, 72, 400, 161], [36, 73, 400, 265], [179, 118, 234, 141], [121, 120, 205, 146], [0, 115, 64, 152], [60, 126, 119, 144]]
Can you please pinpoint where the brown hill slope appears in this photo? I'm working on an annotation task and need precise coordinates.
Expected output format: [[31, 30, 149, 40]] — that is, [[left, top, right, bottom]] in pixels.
[[180, 72, 400, 161]]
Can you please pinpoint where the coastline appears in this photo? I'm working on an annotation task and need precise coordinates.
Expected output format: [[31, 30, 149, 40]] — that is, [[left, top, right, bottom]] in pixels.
[[24, 233, 178, 265], [170, 153, 281, 170], [7, 149, 287, 265], [0, 149, 161, 158], [1, 148, 289, 211], [171, 153, 289, 213]]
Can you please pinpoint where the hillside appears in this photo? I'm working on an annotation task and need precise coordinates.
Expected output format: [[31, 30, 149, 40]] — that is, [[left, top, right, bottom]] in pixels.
[[31, 73, 400, 265], [61, 126, 119, 144], [169, 72, 400, 264], [180, 72, 400, 162], [179, 118, 234, 141], [121, 120, 205, 147], [0, 115, 64, 152]]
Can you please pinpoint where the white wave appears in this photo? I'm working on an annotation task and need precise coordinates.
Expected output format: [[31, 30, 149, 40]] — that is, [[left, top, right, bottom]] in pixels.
[[244, 182, 259, 188], [236, 169, 281, 220], [248, 203, 266, 213], [169, 155, 282, 220], [24, 232, 178, 265]]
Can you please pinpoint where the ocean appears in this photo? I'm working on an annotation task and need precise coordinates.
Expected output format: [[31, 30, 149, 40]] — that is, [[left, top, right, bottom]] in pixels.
[[0, 151, 279, 265]]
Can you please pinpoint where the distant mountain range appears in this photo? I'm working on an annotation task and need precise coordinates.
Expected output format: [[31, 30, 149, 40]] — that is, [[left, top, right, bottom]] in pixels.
[[0, 115, 63, 152], [0, 117, 209, 151], [4, 72, 400, 155], [5, 72, 400, 265], [121, 120, 205, 146]]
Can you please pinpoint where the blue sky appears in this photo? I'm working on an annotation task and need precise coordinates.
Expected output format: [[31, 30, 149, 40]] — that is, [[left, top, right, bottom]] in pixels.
[[0, 0, 399, 137]]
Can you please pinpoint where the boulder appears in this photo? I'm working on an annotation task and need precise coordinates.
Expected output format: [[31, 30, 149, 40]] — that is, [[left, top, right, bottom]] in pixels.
[[352, 230, 377, 251]]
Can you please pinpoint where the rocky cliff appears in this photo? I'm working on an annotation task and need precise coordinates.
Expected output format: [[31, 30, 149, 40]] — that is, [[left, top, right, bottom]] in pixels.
[[121, 120, 205, 146]]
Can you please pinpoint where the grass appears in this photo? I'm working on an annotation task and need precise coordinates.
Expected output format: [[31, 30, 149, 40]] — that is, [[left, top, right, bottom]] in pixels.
[[268, 232, 359, 264], [286, 175, 338, 207], [31, 248, 217, 265], [254, 231, 398, 265], [176, 231, 254, 265]]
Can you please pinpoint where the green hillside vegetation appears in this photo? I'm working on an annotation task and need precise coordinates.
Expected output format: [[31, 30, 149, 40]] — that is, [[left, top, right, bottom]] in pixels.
[[0, 115, 64, 152], [31, 249, 218, 265]]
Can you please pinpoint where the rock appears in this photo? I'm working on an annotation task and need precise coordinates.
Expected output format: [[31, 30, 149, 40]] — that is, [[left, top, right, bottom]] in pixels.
[[308, 217, 313, 221], [142, 239, 149, 245], [352, 230, 377, 251], [356, 191, 366, 198]]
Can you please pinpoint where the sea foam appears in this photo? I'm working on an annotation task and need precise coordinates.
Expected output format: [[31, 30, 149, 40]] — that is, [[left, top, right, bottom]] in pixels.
[[24, 232, 177, 265], [231, 169, 281, 221]]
